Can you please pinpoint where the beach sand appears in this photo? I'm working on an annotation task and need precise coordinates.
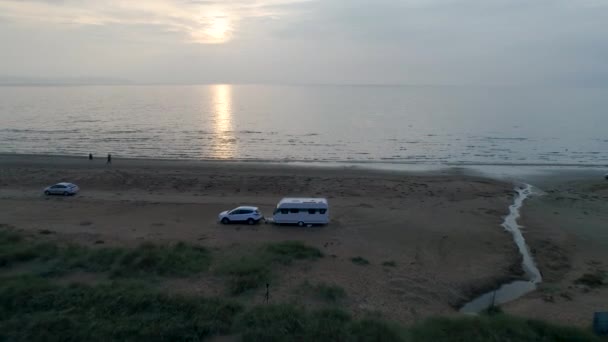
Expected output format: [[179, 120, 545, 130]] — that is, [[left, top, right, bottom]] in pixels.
[[503, 178, 608, 327], [1, 153, 605, 325]]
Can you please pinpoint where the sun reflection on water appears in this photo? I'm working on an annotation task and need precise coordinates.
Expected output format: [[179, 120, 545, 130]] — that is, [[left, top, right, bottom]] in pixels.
[[209, 84, 236, 159]]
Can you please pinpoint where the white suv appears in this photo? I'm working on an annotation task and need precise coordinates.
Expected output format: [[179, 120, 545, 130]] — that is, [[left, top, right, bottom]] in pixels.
[[218, 206, 263, 225]]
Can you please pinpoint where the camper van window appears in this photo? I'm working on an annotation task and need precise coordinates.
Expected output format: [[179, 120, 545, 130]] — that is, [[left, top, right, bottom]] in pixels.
[[308, 209, 316, 214], [289, 208, 299, 214], [319, 209, 327, 214], [280, 209, 289, 214]]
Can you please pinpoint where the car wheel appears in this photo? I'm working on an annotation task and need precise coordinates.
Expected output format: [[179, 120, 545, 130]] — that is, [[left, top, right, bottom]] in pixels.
[[298, 221, 304, 227], [221, 218, 230, 225], [44, 190, 51, 196], [63, 191, 69, 196], [247, 218, 255, 225]]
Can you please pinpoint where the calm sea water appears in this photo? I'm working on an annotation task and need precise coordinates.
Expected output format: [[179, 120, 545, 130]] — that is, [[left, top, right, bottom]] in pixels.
[[1, 84, 607, 166]]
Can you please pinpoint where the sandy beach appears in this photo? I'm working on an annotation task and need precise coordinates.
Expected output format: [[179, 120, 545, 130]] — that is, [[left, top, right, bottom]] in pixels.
[[1, 153, 606, 326], [503, 177, 608, 327]]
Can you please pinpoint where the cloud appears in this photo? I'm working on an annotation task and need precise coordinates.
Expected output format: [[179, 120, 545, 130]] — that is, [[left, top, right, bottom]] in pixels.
[[0, 0, 310, 44], [0, 0, 606, 85]]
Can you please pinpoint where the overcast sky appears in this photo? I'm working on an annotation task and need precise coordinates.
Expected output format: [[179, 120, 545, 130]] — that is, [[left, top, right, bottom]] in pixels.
[[0, 0, 606, 85]]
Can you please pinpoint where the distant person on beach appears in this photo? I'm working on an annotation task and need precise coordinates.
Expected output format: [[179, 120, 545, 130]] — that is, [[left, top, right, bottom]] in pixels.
[[88, 153, 93, 160], [106, 154, 112, 164]]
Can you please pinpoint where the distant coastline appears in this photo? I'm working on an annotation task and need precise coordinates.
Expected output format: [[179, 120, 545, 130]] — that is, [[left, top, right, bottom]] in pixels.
[[0, 76, 132, 86]]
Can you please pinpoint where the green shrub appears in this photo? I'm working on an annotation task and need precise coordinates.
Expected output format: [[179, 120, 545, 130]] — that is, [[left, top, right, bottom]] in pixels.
[[351, 256, 370, 265]]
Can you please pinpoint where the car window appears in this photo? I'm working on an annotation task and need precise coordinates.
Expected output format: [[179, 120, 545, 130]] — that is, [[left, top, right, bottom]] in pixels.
[[230, 210, 241, 215], [280, 209, 289, 214], [289, 208, 299, 214], [308, 209, 316, 214], [319, 209, 327, 214], [241, 210, 252, 214]]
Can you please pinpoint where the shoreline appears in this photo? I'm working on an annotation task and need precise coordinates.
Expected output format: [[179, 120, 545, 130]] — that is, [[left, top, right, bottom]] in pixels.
[[1, 151, 607, 169]]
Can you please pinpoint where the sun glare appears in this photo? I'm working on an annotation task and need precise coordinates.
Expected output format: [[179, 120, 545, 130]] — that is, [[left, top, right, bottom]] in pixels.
[[191, 13, 232, 44]]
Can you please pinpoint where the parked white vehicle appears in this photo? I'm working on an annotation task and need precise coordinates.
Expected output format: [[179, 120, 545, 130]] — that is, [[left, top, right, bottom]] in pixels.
[[218, 206, 264, 225], [272, 198, 329, 226], [44, 182, 79, 196]]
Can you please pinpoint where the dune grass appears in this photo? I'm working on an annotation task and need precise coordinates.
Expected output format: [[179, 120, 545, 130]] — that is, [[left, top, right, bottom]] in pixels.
[[575, 271, 606, 288], [235, 304, 403, 342], [215, 256, 272, 295], [0, 276, 241, 342], [407, 315, 601, 342], [351, 256, 370, 265], [216, 241, 323, 295], [299, 281, 347, 303], [262, 240, 323, 265], [0, 229, 211, 278], [0, 276, 600, 342], [1, 230, 601, 341]]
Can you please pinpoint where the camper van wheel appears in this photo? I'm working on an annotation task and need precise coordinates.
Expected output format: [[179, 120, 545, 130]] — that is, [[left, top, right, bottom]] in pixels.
[[298, 221, 305, 227], [221, 218, 230, 225], [247, 218, 255, 225]]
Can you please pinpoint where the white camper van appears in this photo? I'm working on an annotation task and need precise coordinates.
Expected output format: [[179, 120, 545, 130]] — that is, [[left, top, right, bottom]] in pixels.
[[272, 198, 329, 226]]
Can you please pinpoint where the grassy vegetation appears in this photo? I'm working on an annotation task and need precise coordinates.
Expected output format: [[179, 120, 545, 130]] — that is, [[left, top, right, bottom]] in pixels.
[[299, 281, 347, 303], [235, 304, 402, 342], [262, 240, 323, 265], [0, 275, 600, 342], [382, 260, 397, 267], [407, 315, 601, 342], [0, 276, 241, 342], [351, 256, 370, 265], [215, 256, 272, 295], [575, 271, 606, 288], [1, 229, 602, 341], [216, 241, 323, 295], [0, 229, 211, 277]]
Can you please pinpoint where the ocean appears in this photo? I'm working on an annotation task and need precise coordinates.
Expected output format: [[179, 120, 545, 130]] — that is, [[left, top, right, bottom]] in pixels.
[[1, 84, 607, 166]]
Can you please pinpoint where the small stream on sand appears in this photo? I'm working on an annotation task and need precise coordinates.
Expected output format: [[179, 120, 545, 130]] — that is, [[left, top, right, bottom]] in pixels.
[[460, 184, 543, 313]]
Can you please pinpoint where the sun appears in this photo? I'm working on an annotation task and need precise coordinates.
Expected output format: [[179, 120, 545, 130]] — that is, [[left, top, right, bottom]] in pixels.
[[191, 14, 232, 44], [206, 17, 230, 42]]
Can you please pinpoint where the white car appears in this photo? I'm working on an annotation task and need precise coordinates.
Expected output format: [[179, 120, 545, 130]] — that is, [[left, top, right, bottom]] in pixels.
[[44, 182, 79, 196], [218, 206, 263, 225]]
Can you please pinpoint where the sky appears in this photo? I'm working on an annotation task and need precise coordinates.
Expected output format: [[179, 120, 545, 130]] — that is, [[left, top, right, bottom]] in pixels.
[[0, 0, 607, 85]]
